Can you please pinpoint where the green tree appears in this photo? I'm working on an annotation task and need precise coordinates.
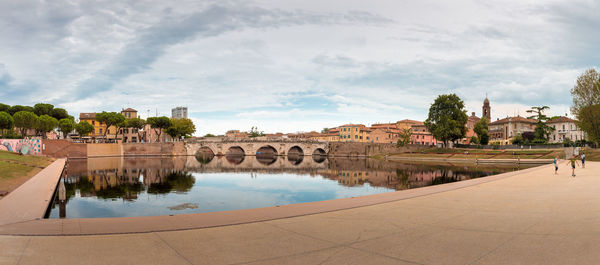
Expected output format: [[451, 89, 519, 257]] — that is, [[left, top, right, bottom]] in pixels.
[[0, 111, 14, 137], [125, 117, 146, 142], [75, 121, 94, 137], [396, 128, 412, 147], [570, 68, 600, 144], [204, 133, 216, 137], [147, 116, 172, 142], [248, 126, 265, 138], [95, 112, 125, 140], [470, 136, 479, 145], [473, 117, 489, 145], [13, 111, 38, 137], [526, 106, 554, 142], [166, 118, 196, 140], [0, 103, 9, 113], [33, 103, 54, 116], [58, 118, 74, 139], [37, 115, 58, 139], [321, 128, 329, 133], [512, 134, 524, 145], [8, 105, 34, 116], [51, 108, 69, 120], [576, 104, 600, 144], [424, 94, 469, 147]]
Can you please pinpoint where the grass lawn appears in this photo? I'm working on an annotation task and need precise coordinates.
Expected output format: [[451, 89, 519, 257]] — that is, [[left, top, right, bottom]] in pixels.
[[390, 148, 565, 160], [0, 150, 54, 194]]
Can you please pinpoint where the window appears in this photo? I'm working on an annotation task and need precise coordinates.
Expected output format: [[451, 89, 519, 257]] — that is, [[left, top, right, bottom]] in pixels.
[[99, 128, 102, 134], [562, 124, 565, 130], [92, 121, 95, 125]]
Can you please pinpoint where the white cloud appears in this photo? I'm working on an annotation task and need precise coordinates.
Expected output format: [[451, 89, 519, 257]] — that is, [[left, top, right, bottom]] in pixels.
[[0, 0, 598, 135]]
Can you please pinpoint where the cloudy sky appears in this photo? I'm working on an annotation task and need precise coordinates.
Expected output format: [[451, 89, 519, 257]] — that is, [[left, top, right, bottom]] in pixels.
[[0, 0, 598, 135]]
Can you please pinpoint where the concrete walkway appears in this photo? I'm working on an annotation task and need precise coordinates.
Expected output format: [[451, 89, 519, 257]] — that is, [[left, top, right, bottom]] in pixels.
[[0, 159, 65, 226], [1, 161, 599, 264]]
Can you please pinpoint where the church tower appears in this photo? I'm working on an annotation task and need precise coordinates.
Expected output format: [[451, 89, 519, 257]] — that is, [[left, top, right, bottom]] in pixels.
[[482, 96, 491, 122]]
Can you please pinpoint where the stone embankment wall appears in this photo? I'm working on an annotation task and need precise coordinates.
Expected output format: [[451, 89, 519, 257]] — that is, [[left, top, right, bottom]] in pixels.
[[328, 142, 425, 157], [42, 140, 186, 158]]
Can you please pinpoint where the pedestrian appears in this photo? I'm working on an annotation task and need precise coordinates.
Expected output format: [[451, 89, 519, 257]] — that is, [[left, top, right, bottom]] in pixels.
[[565, 155, 580, 177], [581, 153, 586, 169], [553, 156, 559, 175]]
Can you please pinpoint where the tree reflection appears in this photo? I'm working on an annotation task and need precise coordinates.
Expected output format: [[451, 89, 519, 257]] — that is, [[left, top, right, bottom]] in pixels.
[[148, 171, 195, 194]]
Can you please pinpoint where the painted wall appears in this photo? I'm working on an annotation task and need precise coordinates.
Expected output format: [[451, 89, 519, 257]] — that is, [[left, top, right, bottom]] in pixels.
[[0, 138, 42, 155]]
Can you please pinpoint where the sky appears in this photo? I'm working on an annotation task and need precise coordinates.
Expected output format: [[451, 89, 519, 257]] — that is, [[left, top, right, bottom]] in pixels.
[[0, 0, 599, 136]]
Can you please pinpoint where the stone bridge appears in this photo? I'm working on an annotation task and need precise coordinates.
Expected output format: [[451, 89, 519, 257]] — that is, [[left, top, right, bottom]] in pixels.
[[185, 139, 329, 157], [184, 155, 329, 173]]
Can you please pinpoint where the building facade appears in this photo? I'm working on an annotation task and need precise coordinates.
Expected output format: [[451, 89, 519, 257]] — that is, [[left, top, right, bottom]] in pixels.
[[410, 123, 441, 146], [79, 113, 110, 140], [225, 130, 249, 139], [488, 116, 537, 144], [339, 124, 370, 142], [547, 117, 586, 143], [171, 107, 188, 119]]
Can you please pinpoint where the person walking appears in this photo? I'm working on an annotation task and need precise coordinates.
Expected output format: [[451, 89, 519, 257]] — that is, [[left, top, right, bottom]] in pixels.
[[581, 153, 586, 169], [565, 155, 580, 177], [553, 156, 559, 175]]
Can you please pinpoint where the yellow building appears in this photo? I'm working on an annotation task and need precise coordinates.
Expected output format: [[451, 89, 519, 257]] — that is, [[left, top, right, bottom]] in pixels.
[[339, 124, 370, 142], [79, 113, 110, 139], [79, 108, 139, 142]]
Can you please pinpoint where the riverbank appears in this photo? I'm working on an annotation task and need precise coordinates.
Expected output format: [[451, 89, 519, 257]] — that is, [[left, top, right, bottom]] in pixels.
[[370, 147, 565, 164], [0, 151, 54, 196], [0, 159, 65, 226]]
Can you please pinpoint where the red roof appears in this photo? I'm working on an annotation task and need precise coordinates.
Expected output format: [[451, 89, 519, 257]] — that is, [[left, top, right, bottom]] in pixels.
[[489, 116, 536, 125], [547, 116, 578, 123], [79, 113, 96, 119]]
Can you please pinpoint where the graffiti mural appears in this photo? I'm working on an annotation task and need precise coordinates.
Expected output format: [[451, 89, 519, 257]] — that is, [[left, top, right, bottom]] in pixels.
[[0, 138, 42, 155]]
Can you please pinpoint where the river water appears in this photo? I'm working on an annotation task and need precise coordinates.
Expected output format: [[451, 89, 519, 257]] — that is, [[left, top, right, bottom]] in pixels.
[[47, 155, 538, 218]]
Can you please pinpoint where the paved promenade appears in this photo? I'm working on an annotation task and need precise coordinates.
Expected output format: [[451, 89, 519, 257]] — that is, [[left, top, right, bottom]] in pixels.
[[0, 159, 65, 226], [2, 161, 599, 264]]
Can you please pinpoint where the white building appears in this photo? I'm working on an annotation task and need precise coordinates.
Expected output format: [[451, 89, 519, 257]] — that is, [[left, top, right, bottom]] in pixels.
[[171, 106, 188, 119], [547, 116, 586, 143]]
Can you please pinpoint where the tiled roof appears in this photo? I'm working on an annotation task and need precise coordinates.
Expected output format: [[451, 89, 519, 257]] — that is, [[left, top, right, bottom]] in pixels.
[[79, 113, 96, 119], [122, 108, 137, 112], [340, 124, 366, 127], [489, 116, 537, 125], [397, 119, 422, 124], [547, 116, 578, 123]]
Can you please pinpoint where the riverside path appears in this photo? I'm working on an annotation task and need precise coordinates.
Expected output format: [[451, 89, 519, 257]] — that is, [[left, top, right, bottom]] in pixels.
[[1, 162, 599, 264]]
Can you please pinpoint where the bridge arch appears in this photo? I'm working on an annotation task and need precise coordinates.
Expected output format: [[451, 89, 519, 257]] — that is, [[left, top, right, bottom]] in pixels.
[[288, 146, 304, 156], [195, 147, 215, 164], [256, 145, 278, 156], [312, 148, 327, 163], [313, 148, 326, 156], [226, 146, 245, 156]]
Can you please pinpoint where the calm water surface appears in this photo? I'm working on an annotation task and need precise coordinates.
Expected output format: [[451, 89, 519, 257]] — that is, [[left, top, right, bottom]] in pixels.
[[48, 156, 537, 218]]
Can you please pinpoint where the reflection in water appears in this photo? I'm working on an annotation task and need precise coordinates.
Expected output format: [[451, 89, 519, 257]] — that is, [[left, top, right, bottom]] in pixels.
[[256, 154, 277, 165], [288, 154, 303, 165], [48, 156, 542, 219], [312, 154, 326, 163], [225, 154, 244, 165]]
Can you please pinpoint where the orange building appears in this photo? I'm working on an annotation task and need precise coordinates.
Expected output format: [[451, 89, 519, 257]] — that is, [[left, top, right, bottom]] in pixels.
[[410, 123, 441, 146]]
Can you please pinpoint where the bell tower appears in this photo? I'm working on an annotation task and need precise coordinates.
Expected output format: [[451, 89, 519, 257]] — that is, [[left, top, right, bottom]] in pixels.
[[482, 96, 491, 122]]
